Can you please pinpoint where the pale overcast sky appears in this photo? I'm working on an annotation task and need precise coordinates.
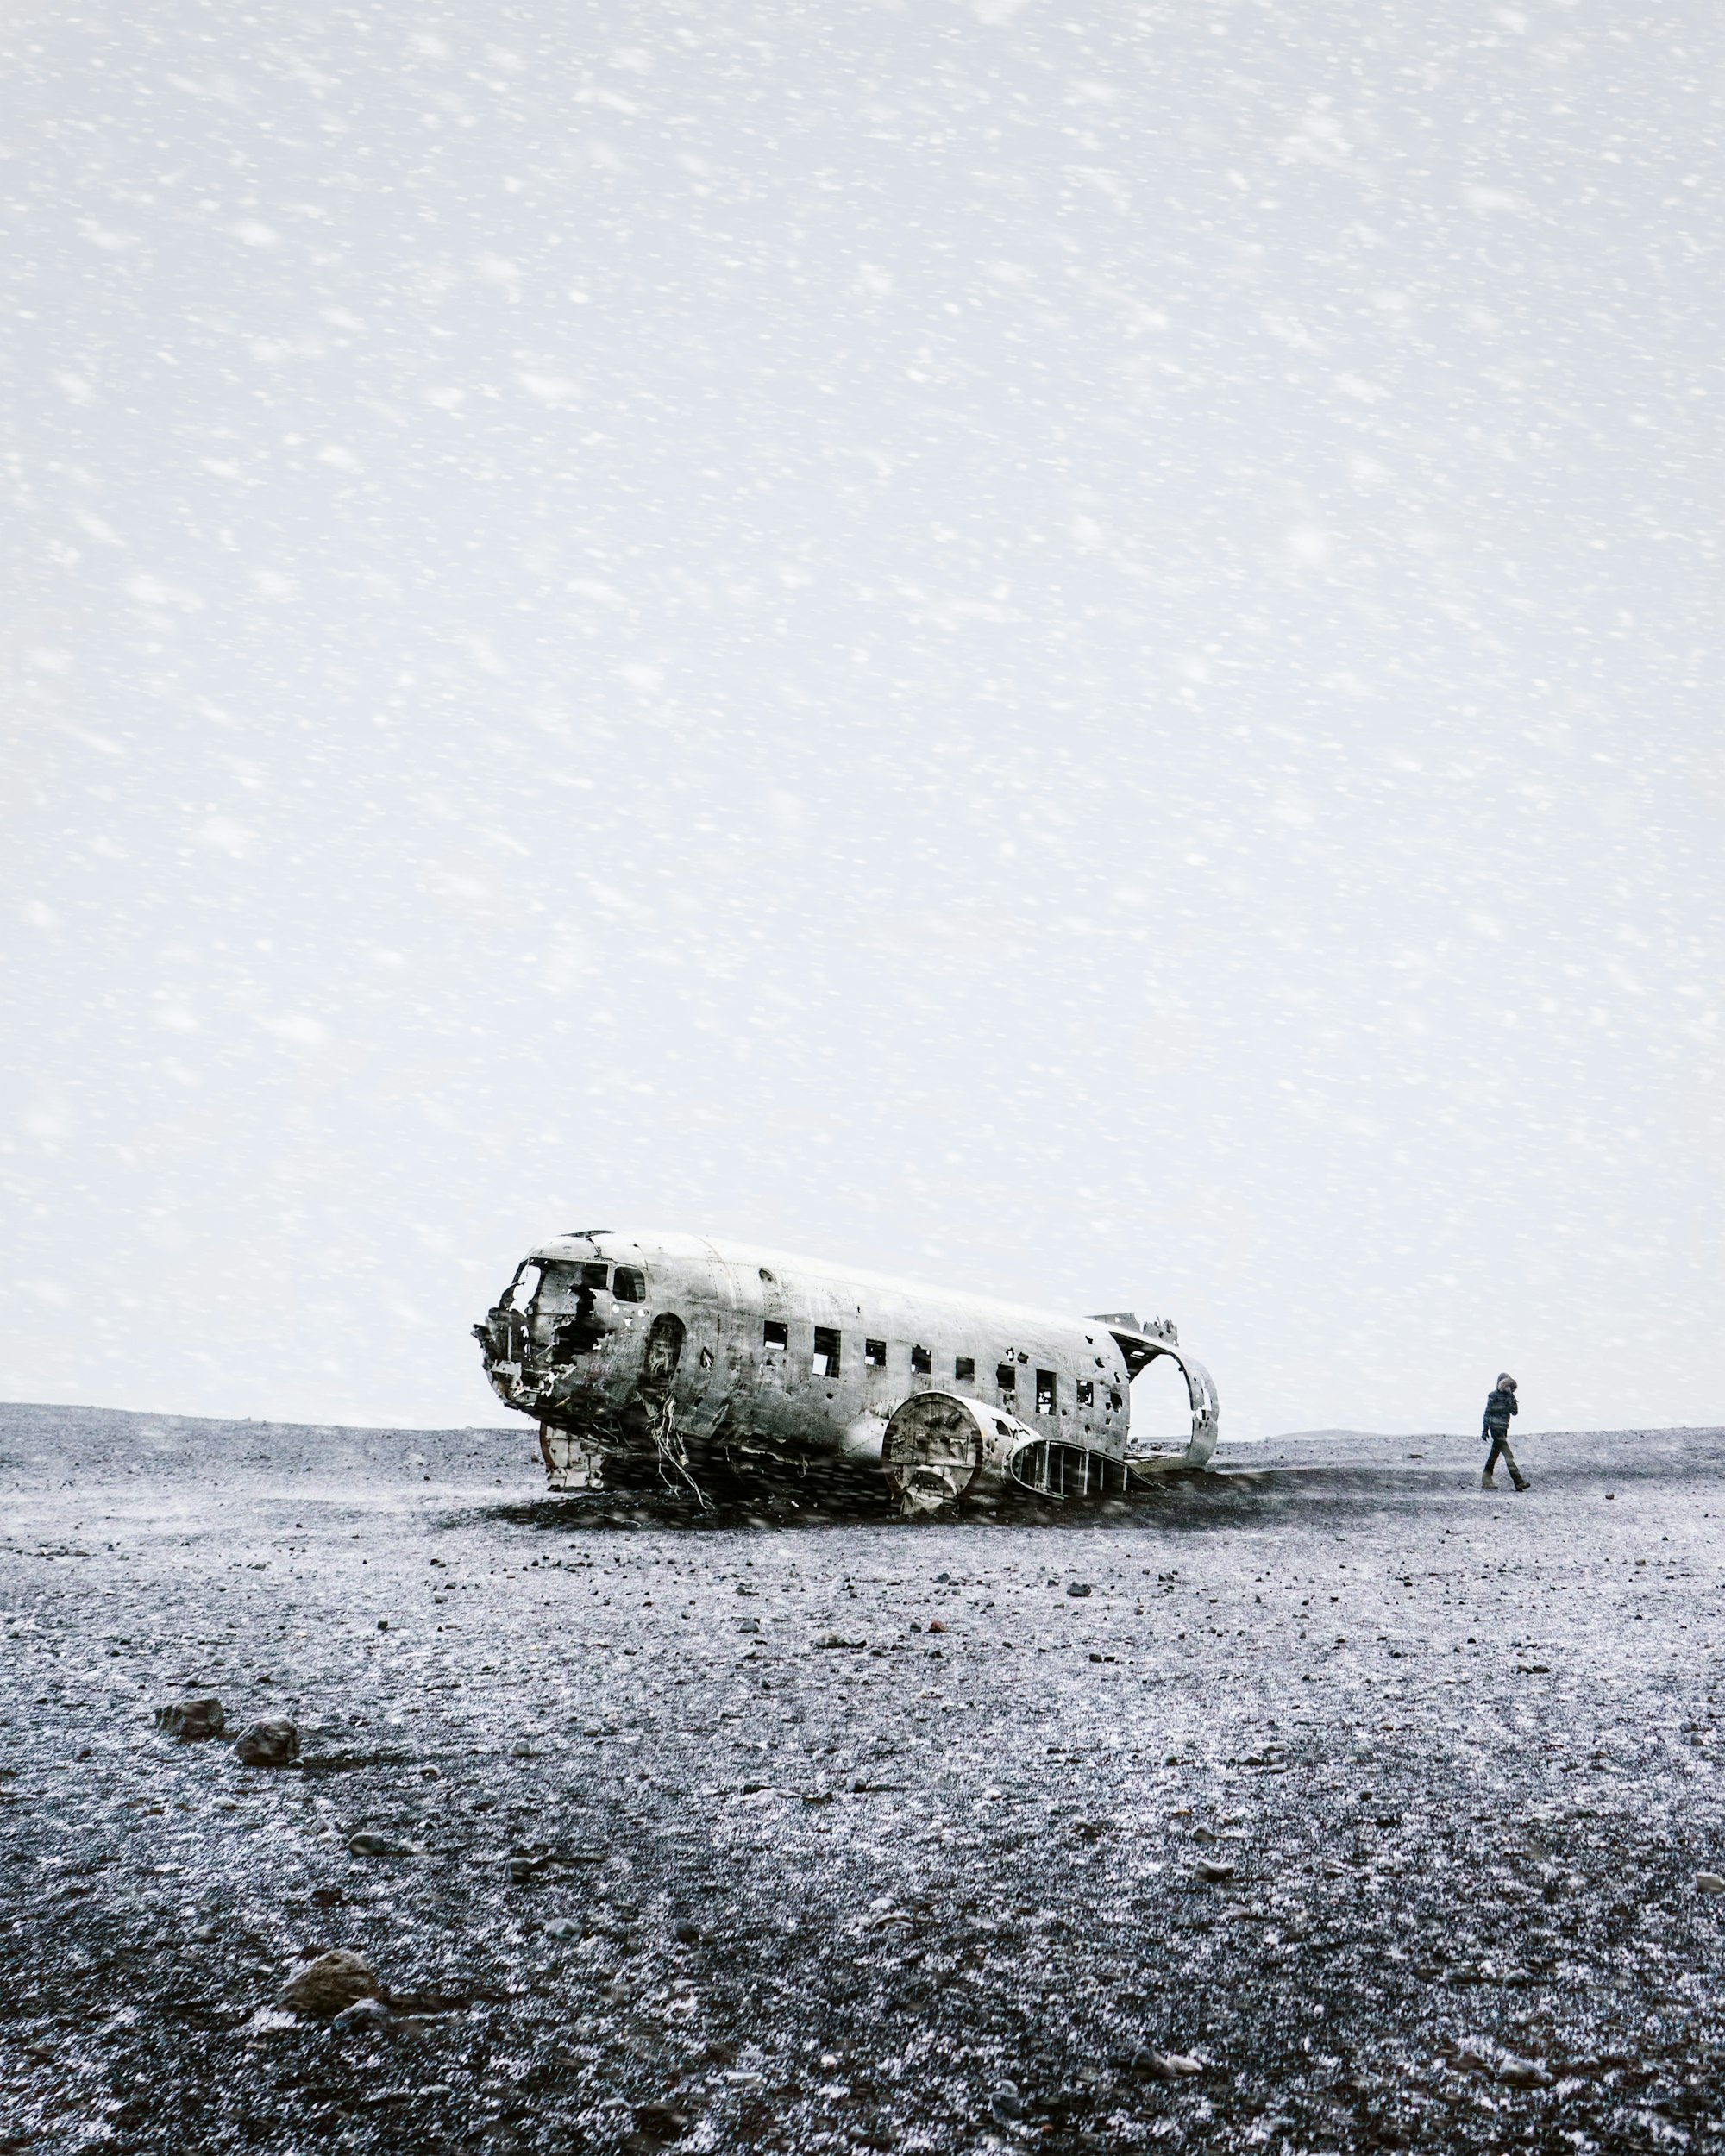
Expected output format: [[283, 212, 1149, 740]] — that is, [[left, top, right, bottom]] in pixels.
[[3, 0, 1721, 1439]]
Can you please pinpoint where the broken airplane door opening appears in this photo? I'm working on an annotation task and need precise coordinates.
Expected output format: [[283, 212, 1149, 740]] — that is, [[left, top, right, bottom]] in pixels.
[[473, 1231, 1219, 1514]]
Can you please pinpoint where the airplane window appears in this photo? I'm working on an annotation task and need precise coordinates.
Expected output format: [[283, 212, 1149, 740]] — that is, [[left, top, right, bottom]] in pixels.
[[996, 1363, 1016, 1394], [865, 1339, 886, 1369], [954, 1356, 975, 1382], [1037, 1370, 1057, 1415], [763, 1319, 789, 1350], [612, 1267, 646, 1303], [911, 1344, 932, 1376], [812, 1326, 841, 1378], [580, 1261, 609, 1289], [505, 1263, 543, 1313], [1076, 1379, 1094, 1407]]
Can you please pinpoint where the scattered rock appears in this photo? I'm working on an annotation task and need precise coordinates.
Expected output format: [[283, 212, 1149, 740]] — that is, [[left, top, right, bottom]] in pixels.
[[1129, 2049, 1204, 2079], [1696, 1871, 1725, 1895], [331, 1996, 392, 2034], [348, 1831, 400, 1857], [234, 1717, 300, 1768], [543, 1916, 581, 1940], [1191, 1825, 1220, 1846], [511, 1739, 539, 1758], [154, 1696, 224, 1744], [279, 1949, 380, 2019], [633, 2102, 690, 2143], [988, 2086, 1026, 2122], [1067, 1583, 1092, 1598], [1496, 2057, 1554, 2089], [927, 1619, 948, 1633], [672, 1921, 702, 1945], [1195, 1858, 1236, 1883], [508, 1853, 552, 1884]]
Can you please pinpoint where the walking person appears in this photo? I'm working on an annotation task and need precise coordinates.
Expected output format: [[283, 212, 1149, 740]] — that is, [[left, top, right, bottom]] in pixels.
[[1480, 1373, 1528, 1490]]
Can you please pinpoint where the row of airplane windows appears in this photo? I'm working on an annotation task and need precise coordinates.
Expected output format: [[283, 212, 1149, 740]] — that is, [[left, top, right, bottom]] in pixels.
[[761, 1319, 1113, 1413]]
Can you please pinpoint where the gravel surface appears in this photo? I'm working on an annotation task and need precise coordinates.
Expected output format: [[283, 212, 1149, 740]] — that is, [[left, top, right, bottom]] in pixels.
[[3, 1402, 1722, 2154]]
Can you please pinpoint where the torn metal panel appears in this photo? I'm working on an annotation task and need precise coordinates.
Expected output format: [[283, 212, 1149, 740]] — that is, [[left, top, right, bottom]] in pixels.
[[474, 1230, 1220, 1507]]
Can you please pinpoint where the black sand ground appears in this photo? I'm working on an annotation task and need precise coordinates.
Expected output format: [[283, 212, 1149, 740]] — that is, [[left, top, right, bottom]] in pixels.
[[2, 1403, 1722, 2155]]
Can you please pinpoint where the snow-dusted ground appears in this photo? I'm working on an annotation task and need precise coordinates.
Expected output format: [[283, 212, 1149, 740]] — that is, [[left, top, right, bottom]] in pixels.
[[2, 1403, 1722, 2154]]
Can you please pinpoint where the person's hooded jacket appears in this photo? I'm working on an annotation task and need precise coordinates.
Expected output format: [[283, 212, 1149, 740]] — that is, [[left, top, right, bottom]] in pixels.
[[1482, 1378, 1518, 1440]]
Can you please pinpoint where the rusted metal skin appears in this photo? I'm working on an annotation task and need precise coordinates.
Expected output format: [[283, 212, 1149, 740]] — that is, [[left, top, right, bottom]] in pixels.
[[473, 1230, 1219, 1505]]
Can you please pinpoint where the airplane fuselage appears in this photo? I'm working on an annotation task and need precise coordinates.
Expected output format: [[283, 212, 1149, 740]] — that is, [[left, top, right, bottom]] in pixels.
[[473, 1229, 1218, 1507]]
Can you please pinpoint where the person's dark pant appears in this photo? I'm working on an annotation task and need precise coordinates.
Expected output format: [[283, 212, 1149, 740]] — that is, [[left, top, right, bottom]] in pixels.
[[1482, 1432, 1527, 1489]]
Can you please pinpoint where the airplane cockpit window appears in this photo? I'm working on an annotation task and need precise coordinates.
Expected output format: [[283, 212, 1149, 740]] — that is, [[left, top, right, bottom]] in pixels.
[[812, 1326, 841, 1378], [996, 1362, 1016, 1394], [537, 1262, 608, 1304], [504, 1263, 542, 1313], [911, 1344, 932, 1375], [612, 1266, 646, 1303], [954, 1356, 975, 1382], [764, 1319, 789, 1350]]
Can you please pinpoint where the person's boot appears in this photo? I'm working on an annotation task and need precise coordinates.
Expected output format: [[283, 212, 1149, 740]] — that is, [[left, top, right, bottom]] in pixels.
[[1513, 1476, 1530, 1491], [1480, 1472, 1496, 1489]]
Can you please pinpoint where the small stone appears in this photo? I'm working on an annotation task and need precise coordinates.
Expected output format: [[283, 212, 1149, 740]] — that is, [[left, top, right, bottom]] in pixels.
[[927, 1619, 948, 1634], [1696, 1871, 1725, 1895], [154, 1696, 224, 1744], [234, 1718, 300, 1769], [673, 1921, 702, 1945], [1130, 2049, 1203, 2079], [1191, 1825, 1219, 1846], [1067, 1583, 1092, 1598], [1496, 2058, 1554, 2089], [511, 1739, 538, 1758], [1195, 1858, 1235, 1883], [988, 2087, 1026, 2122], [212, 1796, 240, 1812], [633, 2102, 690, 2143], [348, 1831, 398, 1857], [279, 1948, 380, 2019], [331, 1996, 392, 2034], [543, 1916, 580, 1940]]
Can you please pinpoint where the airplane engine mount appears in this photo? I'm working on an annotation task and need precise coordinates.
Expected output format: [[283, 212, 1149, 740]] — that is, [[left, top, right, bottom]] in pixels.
[[881, 1392, 1036, 1517]]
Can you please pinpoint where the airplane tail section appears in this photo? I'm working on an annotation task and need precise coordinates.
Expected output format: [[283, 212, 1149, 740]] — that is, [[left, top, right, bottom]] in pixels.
[[1088, 1316, 1220, 1471]]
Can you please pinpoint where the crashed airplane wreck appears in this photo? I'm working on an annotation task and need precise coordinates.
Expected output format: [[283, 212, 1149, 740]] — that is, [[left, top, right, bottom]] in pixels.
[[474, 1231, 1219, 1514]]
